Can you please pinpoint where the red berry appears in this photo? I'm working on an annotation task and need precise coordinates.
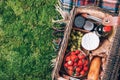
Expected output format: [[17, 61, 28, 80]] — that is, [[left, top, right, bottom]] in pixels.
[[70, 55, 78, 62], [83, 66, 88, 71], [75, 50, 80, 54], [67, 66, 73, 71], [84, 60, 89, 66], [74, 72, 79, 76], [80, 70, 85, 75], [78, 54, 85, 59], [73, 63, 78, 67], [66, 56, 71, 61], [79, 66, 83, 69], [81, 55, 85, 59], [81, 59, 85, 64], [67, 60, 73, 66], [78, 60, 83, 66], [68, 70, 73, 76], [64, 63, 68, 68], [76, 67, 81, 72], [71, 51, 76, 55]]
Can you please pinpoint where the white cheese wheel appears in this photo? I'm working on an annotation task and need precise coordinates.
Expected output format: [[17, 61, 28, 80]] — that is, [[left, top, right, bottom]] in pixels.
[[81, 32, 100, 50]]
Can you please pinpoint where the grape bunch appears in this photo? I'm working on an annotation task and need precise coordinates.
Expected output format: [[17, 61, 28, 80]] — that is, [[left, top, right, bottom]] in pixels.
[[69, 30, 83, 51]]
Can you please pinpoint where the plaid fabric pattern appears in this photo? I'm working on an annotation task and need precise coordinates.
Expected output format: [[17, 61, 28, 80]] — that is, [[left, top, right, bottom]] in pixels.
[[59, 0, 96, 6], [59, 0, 120, 13], [73, 0, 96, 6], [59, 0, 96, 12], [59, 0, 73, 12], [98, 0, 120, 13]]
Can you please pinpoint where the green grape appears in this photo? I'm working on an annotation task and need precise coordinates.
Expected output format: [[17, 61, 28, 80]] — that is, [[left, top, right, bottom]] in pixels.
[[72, 45, 76, 48], [70, 48, 74, 51], [69, 30, 84, 51], [77, 48, 81, 50]]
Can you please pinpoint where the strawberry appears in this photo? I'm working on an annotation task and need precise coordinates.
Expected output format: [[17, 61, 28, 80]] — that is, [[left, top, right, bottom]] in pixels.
[[79, 66, 83, 70], [78, 54, 85, 59], [70, 55, 78, 62], [68, 70, 73, 76], [64, 63, 68, 68], [74, 72, 79, 76], [76, 67, 81, 72], [75, 50, 80, 55], [78, 60, 83, 66], [80, 70, 85, 75], [67, 60, 73, 66], [71, 51, 76, 55], [73, 62, 78, 67], [83, 66, 88, 71], [67, 66, 73, 71], [66, 56, 71, 61], [84, 60, 88, 66]]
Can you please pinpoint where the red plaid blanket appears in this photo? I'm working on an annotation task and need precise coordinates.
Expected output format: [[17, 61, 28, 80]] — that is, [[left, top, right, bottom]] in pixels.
[[59, 0, 120, 13], [99, 0, 120, 13]]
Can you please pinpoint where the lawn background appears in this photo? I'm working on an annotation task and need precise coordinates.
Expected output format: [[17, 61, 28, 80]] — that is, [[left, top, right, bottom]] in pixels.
[[0, 0, 58, 80]]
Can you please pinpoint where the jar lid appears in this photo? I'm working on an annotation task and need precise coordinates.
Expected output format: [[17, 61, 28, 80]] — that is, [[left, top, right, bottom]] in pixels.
[[83, 21, 94, 31], [74, 15, 85, 28], [81, 33, 100, 50]]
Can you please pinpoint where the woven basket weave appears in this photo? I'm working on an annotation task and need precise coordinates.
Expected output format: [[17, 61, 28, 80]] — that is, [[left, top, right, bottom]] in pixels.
[[52, 5, 120, 80]]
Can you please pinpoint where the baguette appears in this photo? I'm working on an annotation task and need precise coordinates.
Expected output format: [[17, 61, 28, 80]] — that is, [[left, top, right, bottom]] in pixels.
[[87, 57, 101, 80]]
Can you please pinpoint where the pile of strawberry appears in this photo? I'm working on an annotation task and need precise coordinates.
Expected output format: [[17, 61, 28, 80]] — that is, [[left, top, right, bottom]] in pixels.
[[64, 50, 89, 77]]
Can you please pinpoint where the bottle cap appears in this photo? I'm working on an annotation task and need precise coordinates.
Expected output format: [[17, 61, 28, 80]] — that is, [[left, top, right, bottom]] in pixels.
[[81, 33, 100, 50], [83, 21, 94, 31], [103, 26, 112, 32]]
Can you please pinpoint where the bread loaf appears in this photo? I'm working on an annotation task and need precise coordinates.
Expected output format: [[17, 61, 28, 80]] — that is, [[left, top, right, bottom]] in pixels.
[[87, 57, 101, 80]]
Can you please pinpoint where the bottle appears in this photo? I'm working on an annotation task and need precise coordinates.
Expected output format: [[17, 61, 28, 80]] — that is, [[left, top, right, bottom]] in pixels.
[[94, 25, 112, 37]]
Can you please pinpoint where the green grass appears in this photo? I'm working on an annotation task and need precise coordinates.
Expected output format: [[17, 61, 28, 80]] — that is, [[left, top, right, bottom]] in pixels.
[[0, 0, 58, 80]]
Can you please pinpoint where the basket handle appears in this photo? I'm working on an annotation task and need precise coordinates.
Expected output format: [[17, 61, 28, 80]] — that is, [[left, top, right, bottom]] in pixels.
[[76, 6, 120, 26]]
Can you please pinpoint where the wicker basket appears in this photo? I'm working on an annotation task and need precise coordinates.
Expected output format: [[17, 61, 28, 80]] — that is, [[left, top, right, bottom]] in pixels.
[[52, 5, 120, 80]]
